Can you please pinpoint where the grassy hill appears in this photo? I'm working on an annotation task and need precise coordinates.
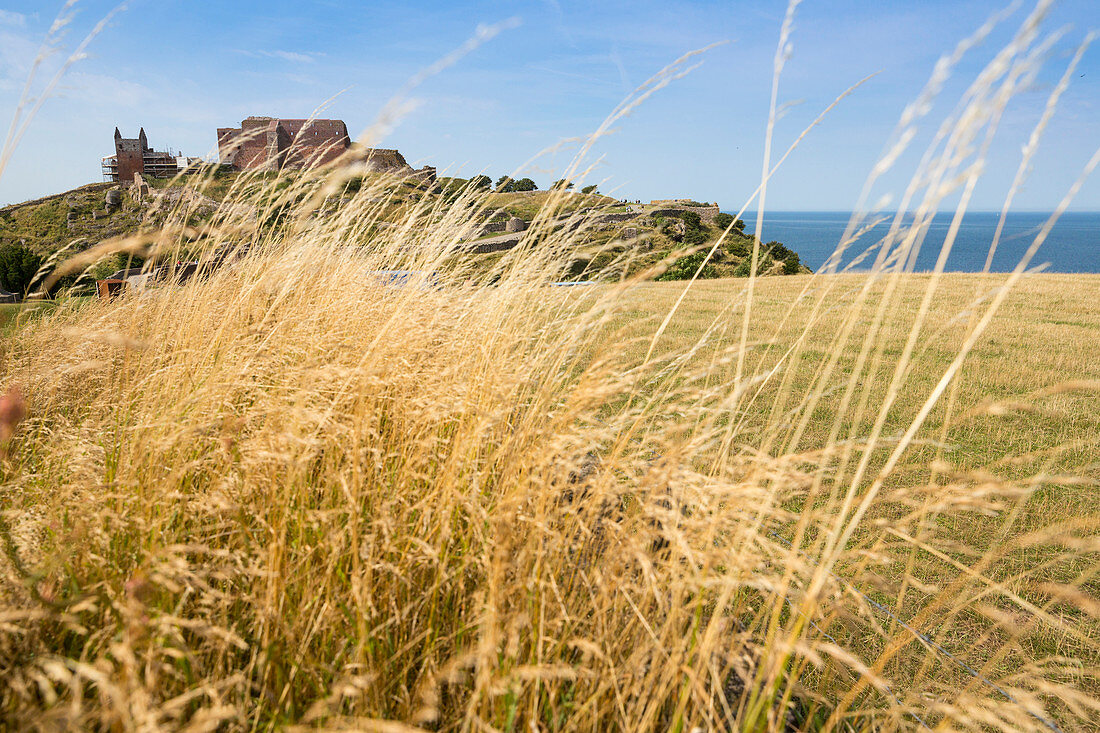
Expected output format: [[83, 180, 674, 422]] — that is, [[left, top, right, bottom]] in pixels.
[[0, 172, 808, 296], [0, 183, 142, 257], [0, 177, 222, 288]]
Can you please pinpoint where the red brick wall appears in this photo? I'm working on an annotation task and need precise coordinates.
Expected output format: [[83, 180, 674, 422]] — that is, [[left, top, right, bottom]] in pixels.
[[218, 117, 351, 171], [236, 135, 274, 170], [279, 119, 351, 168], [218, 121, 275, 170], [115, 136, 145, 182]]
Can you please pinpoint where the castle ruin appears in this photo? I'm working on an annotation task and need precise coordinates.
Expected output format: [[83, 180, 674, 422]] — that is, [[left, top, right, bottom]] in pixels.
[[102, 128, 197, 182], [217, 117, 352, 171], [102, 118, 436, 184], [216, 116, 435, 181]]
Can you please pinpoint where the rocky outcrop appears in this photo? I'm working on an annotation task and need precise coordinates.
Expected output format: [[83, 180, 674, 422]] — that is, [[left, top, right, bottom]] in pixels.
[[354, 147, 409, 173], [147, 185, 219, 218], [666, 219, 686, 241], [131, 173, 150, 202]]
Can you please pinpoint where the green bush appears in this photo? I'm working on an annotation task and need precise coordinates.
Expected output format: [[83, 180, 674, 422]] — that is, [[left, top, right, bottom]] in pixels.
[[512, 178, 538, 192], [728, 240, 749, 258], [657, 249, 719, 281], [0, 241, 43, 294], [782, 252, 801, 275], [765, 240, 792, 261], [713, 212, 746, 233], [436, 177, 470, 203], [679, 211, 702, 229]]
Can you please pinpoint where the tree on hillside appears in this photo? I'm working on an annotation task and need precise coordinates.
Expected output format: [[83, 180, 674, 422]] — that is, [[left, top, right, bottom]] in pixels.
[[782, 252, 801, 274], [551, 179, 574, 190], [495, 175, 515, 193], [512, 178, 538, 192], [765, 240, 792, 261], [469, 175, 492, 191], [581, 184, 598, 194], [0, 242, 43, 295], [713, 212, 747, 233]]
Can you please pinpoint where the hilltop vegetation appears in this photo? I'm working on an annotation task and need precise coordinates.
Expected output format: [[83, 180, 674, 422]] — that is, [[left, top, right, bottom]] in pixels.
[[0, 179, 219, 292], [0, 169, 806, 296]]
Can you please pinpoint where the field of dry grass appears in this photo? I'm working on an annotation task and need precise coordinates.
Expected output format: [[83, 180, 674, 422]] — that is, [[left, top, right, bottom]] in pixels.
[[617, 274, 1100, 482], [619, 274, 1100, 686], [1, 246, 1097, 731], [2, 1, 1098, 729]]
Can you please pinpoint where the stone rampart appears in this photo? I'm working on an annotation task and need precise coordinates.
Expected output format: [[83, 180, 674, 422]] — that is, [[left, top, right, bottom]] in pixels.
[[219, 117, 352, 170], [591, 212, 640, 224], [470, 236, 521, 254], [357, 147, 409, 172], [479, 221, 507, 235], [651, 205, 720, 224]]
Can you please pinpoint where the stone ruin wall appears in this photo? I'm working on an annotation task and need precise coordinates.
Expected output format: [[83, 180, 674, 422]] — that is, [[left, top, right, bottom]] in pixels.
[[478, 221, 508, 235], [651, 205, 721, 224], [279, 119, 351, 169], [218, 117, 353, 171], [470, 238, 521, 254], [591, 211, 639, 224], [218, 119, 272, 170], [215, 118, 435, 183]]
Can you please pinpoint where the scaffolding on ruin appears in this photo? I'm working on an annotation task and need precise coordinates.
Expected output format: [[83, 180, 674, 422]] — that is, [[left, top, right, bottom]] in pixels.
[[101, 150, 199, 182]]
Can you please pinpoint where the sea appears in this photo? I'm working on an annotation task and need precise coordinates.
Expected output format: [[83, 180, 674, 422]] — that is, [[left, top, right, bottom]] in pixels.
[[731, 211, 1100, 274]]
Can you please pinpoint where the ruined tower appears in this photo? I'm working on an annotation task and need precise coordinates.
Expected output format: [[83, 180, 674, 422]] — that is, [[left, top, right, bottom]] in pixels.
[[113, 127, 147, 182], [102, 128, 184, 182]]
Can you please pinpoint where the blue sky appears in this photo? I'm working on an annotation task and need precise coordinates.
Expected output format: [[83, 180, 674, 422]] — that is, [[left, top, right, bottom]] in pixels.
[[0, 0, 1097, 210]]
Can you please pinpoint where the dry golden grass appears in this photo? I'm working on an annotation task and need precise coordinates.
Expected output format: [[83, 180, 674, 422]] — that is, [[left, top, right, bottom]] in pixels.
[[2, 1, 1099, 730], [1, 200, 1098, 731]]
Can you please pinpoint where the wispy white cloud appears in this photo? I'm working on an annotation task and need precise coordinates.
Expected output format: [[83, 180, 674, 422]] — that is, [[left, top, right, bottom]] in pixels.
[[0, 26, 41, 91], [59, 71, 153, 107], [609, 46, 630, 91], [235, 49, 325, 64], [0, 10, 27, 27]]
